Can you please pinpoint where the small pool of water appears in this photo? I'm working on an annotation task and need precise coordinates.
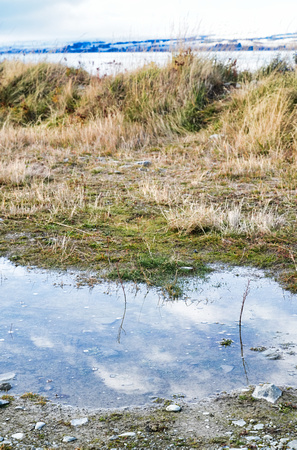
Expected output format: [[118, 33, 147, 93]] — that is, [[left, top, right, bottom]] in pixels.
[[0, 258, 297, 408]]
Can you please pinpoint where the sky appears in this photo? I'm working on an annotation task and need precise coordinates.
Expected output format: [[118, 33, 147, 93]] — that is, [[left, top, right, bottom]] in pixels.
[[1, 0, 297, 44]]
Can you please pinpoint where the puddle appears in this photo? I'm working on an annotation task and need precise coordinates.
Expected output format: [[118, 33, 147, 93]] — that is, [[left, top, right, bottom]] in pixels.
[[0, 258, 297, 408]]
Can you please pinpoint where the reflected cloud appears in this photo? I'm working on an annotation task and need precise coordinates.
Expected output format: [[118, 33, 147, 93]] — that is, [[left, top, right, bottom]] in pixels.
[[94, 366, 153, 394], [31, 335, 54, 348]]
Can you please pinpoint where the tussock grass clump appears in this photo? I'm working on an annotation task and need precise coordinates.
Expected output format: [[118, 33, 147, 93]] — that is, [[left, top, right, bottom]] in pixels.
[[0, 60, 90, 125], [218, 72, 297, 160], [0, 53, 233, 135]]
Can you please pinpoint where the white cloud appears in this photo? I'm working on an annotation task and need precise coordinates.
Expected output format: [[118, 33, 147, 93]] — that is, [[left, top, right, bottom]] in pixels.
[[0, 0, 297, 43]]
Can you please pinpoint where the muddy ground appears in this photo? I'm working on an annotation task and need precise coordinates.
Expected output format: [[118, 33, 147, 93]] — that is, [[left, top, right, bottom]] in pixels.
[[1, 385, 297, 449]]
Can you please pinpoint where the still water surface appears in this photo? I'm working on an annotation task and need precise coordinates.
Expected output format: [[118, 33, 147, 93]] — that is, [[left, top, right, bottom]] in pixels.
[[1, 51, 296, 75], [0, 258, 297, 408]]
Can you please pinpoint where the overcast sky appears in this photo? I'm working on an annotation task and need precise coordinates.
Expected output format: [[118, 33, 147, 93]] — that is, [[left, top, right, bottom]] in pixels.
[[1, 0, 297, 44]]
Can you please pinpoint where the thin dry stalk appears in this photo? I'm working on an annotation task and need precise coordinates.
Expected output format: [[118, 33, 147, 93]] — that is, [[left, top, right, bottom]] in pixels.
[[116, 263, 127, 344], [239, 279, 251, 329]]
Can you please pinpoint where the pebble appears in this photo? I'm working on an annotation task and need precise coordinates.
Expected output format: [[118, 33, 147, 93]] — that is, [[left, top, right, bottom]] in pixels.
[[70, 417, 88, 426], [35, 421, 46, 430], [166, 404, 181, 412], [245, 435, 260, 441], [0, 400, 9, 406], [263, 434, 273, 440], [0, 437, 3, 442], [11, 432, 24, 440], [288, 441, 297, 449], [62, 436, 78, 443], [118, 432, 136, 437], [232, 419, 246, 427], [253, 423, 264, 430]]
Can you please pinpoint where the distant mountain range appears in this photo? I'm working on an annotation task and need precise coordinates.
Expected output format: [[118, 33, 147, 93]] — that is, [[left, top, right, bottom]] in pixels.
[[1, 32, 297, 55]]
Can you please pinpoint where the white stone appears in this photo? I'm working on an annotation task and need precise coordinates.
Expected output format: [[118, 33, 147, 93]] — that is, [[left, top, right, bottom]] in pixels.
[[70, 417, 88, 426], [35, 422, 46, 430], [0, 372, 15, 382], [62, 436, 77, 443], [263, 434, 273, 440], [245, 435, 260, 441], [0, 437, 3, 442], [252, 383, 282, 403], [166, 404, 181, 412], [288, 441, 297, 449], [12, 433, 24, 440], [119, 432, 136, 437], [232, 419, 246, 427], [253, 423, 264, 430]]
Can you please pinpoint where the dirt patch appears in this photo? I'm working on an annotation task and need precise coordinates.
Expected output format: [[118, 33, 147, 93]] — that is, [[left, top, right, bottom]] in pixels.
[[1, 386, 297, 448]]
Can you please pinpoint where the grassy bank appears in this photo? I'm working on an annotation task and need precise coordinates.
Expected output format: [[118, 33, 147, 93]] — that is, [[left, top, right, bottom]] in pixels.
[[0, 54, 297, 296]]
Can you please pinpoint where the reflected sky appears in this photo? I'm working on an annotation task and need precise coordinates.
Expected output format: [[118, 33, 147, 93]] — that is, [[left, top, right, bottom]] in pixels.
[[0, 258, 297, 408]]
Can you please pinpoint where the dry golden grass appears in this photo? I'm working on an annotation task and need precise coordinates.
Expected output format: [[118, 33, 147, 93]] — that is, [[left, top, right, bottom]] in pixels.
[[218, 74, 297, 159], [1, 57, 297, 290], [162, 200, 285, 235]]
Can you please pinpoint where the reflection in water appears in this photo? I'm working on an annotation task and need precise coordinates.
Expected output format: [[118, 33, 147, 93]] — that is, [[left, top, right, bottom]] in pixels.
[[239, 280, 251, 384], [0, 258, 297, 408], [116, 267, 128, 344]]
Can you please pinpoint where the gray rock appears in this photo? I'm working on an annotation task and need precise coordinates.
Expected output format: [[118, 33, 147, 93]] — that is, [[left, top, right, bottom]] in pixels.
[[252, 383, 282, 403], [70, 417, 88, 426], [11, 433, 24, 440], [0, 437, 3, 442], [62, 436, 78, 443], [0, 383, 11, 391], [166, 404, 181, 412], [0, 372, 15, 382], [288, 441, 297, 449], [0, 399, 9, 406], [35, 422, 46, 430]]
